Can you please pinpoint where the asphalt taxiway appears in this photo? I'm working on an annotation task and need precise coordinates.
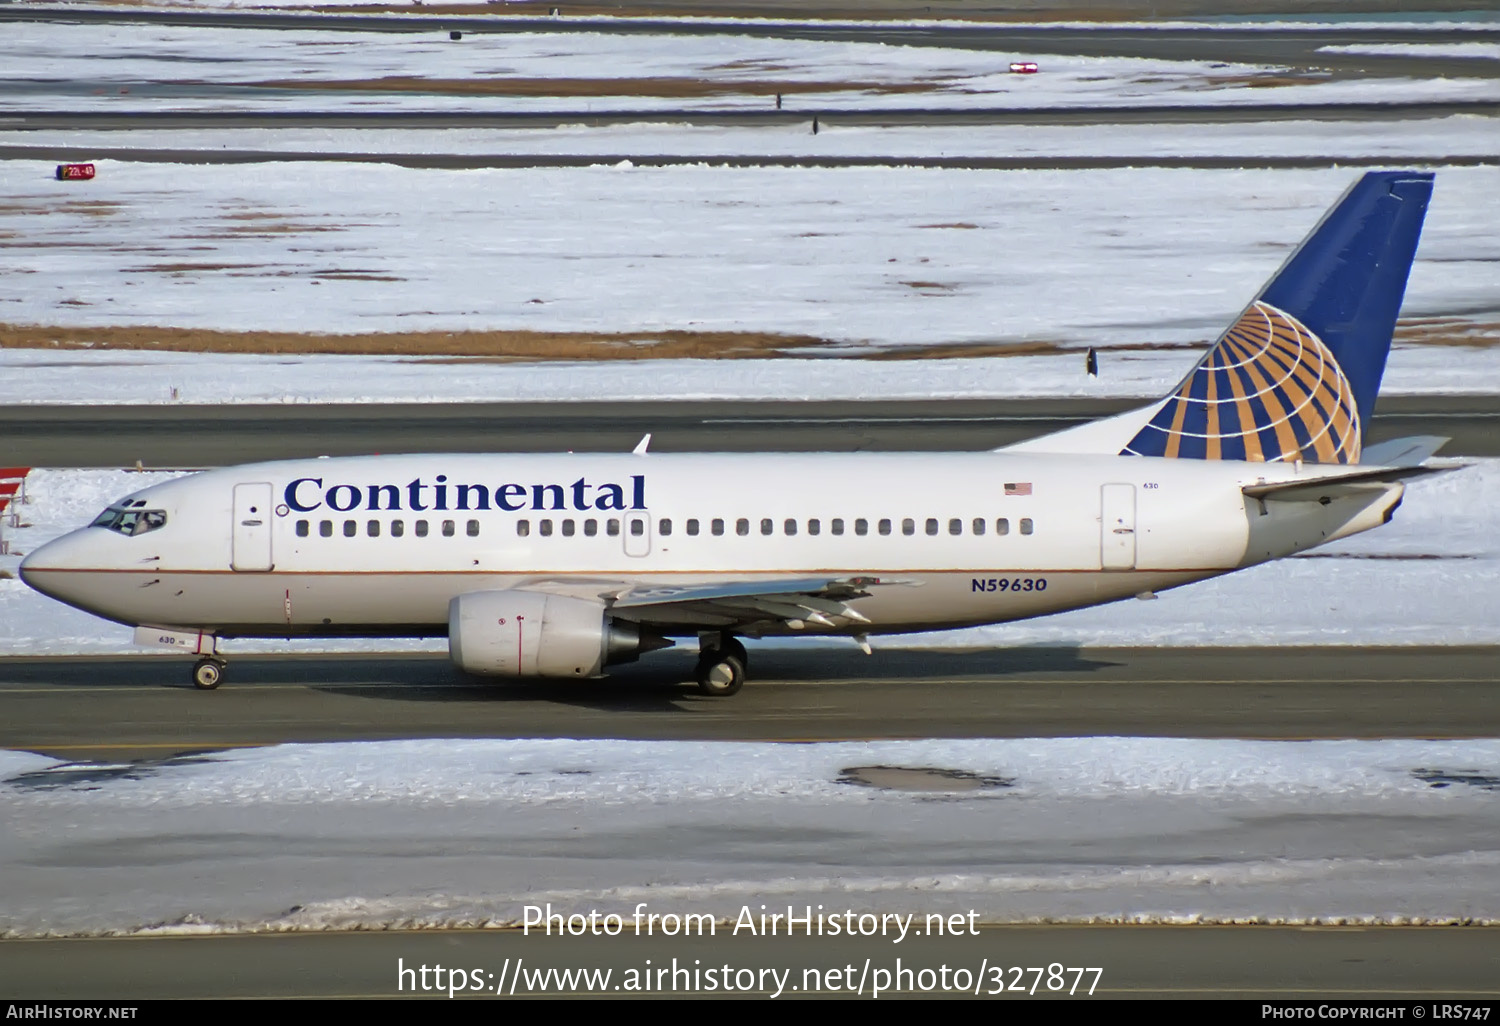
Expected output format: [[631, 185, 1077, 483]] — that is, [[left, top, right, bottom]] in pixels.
[[3, 646, 1496, 760], [3, 395, 1496, 468]]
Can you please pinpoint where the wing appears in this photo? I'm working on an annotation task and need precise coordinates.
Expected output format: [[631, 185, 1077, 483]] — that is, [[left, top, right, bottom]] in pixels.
[[605, 575, 909, 634]]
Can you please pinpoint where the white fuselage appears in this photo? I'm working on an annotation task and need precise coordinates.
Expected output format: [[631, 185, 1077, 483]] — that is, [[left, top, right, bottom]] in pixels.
[[19, 450, 1397, 642]]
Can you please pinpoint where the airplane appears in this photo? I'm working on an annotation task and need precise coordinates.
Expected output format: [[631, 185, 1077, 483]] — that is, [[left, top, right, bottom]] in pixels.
[[21, 170, 1447, 696]]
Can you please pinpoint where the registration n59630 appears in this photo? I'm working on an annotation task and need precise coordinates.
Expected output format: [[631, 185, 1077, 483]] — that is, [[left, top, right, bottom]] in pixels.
[[971, 578, 1048, 593]]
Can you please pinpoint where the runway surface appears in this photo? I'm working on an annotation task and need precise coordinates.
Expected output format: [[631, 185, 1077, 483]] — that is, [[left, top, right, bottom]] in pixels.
[[3, 925, 1498, 998], [3, 646, 1497, 760], [3, 395, 1495, 467]]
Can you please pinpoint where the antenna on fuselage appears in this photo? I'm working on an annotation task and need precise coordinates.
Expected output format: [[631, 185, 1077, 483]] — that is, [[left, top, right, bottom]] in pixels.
[[632, 434, 652, 455]]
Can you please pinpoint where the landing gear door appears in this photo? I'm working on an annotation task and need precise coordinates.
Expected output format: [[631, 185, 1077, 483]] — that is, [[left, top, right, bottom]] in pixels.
[[1100, 483, 1137, 571], [623, 510, 652, 558], [232, 482, 274, 572]]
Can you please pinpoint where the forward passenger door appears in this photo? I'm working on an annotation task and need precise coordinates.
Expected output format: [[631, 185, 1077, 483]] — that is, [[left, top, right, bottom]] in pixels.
[[231, 482, 274, 572]]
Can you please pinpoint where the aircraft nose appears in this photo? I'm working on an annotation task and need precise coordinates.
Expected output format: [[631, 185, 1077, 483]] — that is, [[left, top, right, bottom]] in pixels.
[[18, 531, 89, 599]]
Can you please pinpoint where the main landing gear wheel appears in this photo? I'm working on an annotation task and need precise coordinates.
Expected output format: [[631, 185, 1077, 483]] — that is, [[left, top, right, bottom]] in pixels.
[[192, 658, 225, 690], [718, 636, 748, 668], [696, 653, 745, 697]]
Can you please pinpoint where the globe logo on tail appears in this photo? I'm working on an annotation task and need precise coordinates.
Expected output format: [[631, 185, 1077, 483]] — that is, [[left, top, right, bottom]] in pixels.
[[1121, 301, 1361, 464]]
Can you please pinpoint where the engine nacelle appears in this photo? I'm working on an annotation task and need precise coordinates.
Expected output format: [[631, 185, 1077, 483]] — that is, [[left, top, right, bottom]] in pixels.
[[448, 590, 650, 678]]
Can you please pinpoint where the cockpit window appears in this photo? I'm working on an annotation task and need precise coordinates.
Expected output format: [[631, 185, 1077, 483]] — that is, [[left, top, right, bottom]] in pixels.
[[90, 506, 167, 536]]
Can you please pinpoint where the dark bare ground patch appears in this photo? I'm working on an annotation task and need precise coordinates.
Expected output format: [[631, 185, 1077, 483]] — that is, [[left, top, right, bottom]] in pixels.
[[252, 75, 941, 99]]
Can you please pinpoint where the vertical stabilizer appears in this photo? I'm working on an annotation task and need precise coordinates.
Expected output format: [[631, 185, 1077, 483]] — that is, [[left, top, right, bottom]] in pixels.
[[1121, 171, 1433, 464], [1006, 172, 1434, 464]]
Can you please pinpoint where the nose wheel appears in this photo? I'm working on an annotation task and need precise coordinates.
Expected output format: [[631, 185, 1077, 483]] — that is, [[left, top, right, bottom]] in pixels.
[[695, 635, 748, 697], [192, 657, 226, 690]]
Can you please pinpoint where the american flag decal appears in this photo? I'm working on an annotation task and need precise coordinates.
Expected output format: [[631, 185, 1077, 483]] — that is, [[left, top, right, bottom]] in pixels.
[[1004, 482, 1032, 496]]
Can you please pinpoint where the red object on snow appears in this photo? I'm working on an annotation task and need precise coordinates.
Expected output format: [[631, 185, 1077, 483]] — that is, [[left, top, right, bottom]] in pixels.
[[1009, 62, 1040, 74], [56, 163, 96, 181], [0, 468, 29, 481]]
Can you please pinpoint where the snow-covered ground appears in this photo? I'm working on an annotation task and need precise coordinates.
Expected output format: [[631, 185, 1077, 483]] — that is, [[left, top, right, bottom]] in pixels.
[[2, 163, 1494, 347], [4, 338, 1498, 407], [1318, 42, 1500, 60], [4, 736, 1499, 936], [15, 116, 1499, 160], [1, 457, 1492, 656], [4, 24, 1499, 114]]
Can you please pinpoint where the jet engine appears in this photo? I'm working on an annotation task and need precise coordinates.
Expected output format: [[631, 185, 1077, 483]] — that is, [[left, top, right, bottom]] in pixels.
[[447, 590, 667, 677]]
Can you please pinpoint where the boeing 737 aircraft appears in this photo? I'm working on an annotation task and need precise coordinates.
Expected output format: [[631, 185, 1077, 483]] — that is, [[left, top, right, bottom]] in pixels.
[[22, 171, 1446, 696]]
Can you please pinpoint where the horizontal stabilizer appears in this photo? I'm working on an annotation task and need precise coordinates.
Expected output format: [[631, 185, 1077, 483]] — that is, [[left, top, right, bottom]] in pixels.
[[1243, 463, 1455, 502], [1358, 435, 1449, 469]]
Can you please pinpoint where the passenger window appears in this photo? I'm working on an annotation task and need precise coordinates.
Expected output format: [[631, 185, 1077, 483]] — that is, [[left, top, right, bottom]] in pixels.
[[607, 519, 621, 537], [415, 520, 428, 537], [1020, 518, 1034, 535], [784, 518, 797, 536], [391, 519, 404, 538], [367, 520, 380, 537], [926, 518, 939, 536], [713, 519, 726, 536], [659, 518, 671, 536], [584, 519, 597, 537], [736, 518, 749, 537], [972, 518, 985, 536], [344, 520, 357, 537], [468, 520, 480, 537], [686, 519, 700, 536], [878, 519, 892, 536], [320, 520, 333, 538], [760, 518, 773, 536], [997, 518, 1010, 535], [831, 518, 844, 536], [902, 518, 915, 536], [562, 519, 575, 537], [517, 520, 530, 537], [808, 519, 820, 536], [949, 518, 962, 536], [540, 519, 553, 537], [855, 519, 868, 536], [631, 518, 645, 537], [296, 520, 309, 537], [442, 520, 455, 537]]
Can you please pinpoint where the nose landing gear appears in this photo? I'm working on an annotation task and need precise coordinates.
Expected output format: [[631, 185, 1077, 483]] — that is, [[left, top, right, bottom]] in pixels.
[[695, 634, 748, 697]]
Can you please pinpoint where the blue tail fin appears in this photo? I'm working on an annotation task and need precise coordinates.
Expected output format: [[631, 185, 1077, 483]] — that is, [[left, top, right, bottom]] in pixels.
[[1122, 171, 1433, 464]]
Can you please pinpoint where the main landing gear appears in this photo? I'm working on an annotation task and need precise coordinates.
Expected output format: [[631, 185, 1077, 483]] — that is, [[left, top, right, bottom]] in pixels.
[[695, 634, 748, 697], [192, 656, 227, 690]]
